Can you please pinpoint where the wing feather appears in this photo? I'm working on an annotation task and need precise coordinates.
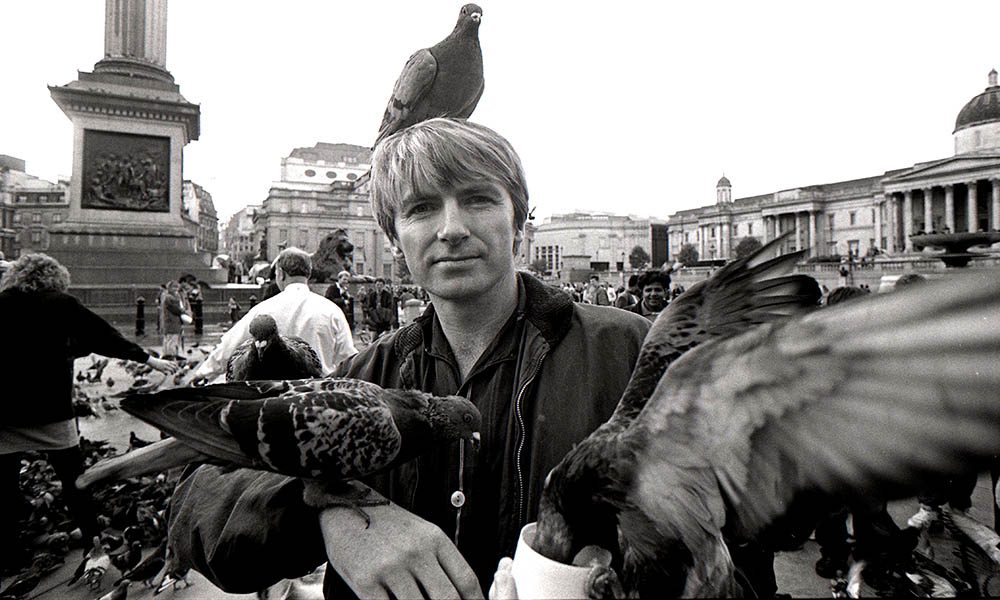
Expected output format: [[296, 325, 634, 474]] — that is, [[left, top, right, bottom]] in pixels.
[[635, 269, 1000, 538], [375, 49, 437, 145]]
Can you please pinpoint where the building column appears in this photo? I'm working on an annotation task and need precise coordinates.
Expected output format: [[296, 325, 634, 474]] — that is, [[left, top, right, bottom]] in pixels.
[[944, 184, 955, 233], [808, 211, 817, 256], [903, 190, 913, 251], [721, 223, 730, 259], [793, 213, 801, 251], [922, 187, 933, 233], [992, 179, 1000, 231], [884, 194, 896, 252], [874, 199, 883, 250], [968, 181, 979, 233]]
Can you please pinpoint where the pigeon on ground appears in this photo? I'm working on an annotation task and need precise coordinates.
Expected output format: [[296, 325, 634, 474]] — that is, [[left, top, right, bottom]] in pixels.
[[225, 314, 323, 382], [533, 249, 1000, 597], [152, 545, 191, 595], [76, 378, 481, 505], [68, 537, 113, 591], [110, 541, 143, 574], [374, 3, 484, 146], [0, 566, 43, 599], [115, 542, 165, 588]]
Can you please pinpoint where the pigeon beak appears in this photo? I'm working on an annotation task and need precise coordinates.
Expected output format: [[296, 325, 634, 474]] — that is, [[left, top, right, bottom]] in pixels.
[[471, 431, 481, 450], [254, 340, 267, 358], [471, 12, 481, 22]]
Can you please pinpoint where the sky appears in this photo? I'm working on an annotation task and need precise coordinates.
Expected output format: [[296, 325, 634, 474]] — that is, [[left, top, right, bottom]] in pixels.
[[4, 1, 1000, 225]]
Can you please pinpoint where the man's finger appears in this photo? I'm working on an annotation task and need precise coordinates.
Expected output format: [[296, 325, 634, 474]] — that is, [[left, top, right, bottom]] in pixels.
[[383, 574, 428, 600], [438, 551, 484, 600]]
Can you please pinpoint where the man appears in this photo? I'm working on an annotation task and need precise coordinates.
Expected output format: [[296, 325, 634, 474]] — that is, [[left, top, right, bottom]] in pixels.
[[624, 269, 671, 321], [364, 277, 396, 337], [614, 274, 640, 308], [167, 119, 650, 599], [584, 274, 610, 305], [324, 270, 355, 330], [190, 247, 356, 382]]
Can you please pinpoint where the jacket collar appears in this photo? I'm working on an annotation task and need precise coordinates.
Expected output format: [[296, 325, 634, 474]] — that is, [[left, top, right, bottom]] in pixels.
[[408, 271, 575, 346]]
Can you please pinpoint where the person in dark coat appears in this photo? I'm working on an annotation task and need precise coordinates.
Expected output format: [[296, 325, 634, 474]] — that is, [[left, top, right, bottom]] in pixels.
[[363, 278, 395, 338], [166, 119, 650, 599], [323, 270, 354, 330], [0, 254, 178, 572]]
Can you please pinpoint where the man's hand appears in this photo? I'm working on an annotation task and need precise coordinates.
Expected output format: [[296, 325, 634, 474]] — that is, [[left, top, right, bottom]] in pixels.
[[146, 356, 179, 375], [320, 501, 483, 600]]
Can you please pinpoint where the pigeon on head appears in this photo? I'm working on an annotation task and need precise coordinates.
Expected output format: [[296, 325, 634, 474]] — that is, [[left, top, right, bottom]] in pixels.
[[374, 3, 484, 147]]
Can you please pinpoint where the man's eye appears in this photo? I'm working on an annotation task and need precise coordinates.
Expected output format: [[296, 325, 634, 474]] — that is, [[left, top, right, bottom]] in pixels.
[[407, 203, 432, 215], [467, 194, 494, 205]]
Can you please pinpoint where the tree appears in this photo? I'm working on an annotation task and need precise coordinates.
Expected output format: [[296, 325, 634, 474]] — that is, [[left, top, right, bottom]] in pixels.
[[628, 245, 650, 271], [677, 243, 699, 266], [529, 258, 549, 275], [734, 236, 763, 259]]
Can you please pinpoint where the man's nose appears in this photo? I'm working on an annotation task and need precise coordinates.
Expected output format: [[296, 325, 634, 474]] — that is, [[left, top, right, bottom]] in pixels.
[[437, 201, 471, 244]]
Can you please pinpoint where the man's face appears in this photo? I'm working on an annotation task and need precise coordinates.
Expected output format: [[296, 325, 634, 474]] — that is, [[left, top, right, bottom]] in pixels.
[[375, 281, 385, 292], [394, 177, 519, 301], [338, 273, 350, 287], [641, 283, 666, 311]]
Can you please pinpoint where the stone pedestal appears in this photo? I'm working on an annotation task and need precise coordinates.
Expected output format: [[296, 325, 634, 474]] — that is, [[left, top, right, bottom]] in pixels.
[[45, 0, 222, 285]]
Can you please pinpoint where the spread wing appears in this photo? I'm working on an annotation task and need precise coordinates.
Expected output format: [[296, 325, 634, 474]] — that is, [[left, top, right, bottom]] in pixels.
[[121, 378, 401, 479], [633, 269, 1000, 542], [375, 49, 437, 145], [613, 233, 820, 422]]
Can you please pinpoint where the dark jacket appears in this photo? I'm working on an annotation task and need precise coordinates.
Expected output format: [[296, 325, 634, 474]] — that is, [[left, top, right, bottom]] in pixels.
[[167, 272, 650, 595], [0, 289, 150, 427]]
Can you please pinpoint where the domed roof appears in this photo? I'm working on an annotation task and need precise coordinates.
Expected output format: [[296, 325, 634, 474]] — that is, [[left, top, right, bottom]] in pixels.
[[955, 69, 1000, 132], [716, 175, 731, 188]]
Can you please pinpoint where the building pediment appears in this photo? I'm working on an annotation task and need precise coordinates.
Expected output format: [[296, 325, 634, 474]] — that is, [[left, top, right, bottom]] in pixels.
[[882, 154, 1000, 190]]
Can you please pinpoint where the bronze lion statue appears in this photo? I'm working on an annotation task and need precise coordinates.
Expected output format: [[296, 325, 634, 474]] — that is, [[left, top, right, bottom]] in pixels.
[[310, 229, 354, 283]]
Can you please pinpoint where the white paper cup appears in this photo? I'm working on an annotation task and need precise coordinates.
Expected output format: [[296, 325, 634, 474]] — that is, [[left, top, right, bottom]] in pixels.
[[510, 523, 597, 599]]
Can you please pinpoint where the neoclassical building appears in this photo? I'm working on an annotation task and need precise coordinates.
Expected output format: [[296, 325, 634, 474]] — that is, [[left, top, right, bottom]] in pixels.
[[531, 212, 668, 281], [668, 70, 1000, 262], [254, 143, 399, 278]]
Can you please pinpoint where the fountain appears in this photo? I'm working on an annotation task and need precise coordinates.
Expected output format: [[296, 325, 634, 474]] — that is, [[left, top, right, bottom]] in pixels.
[[909, 231, 1000, 267]]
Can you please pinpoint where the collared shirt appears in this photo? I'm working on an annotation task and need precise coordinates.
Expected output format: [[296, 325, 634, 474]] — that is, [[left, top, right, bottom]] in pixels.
[[195, 282, 357, 380], [637, 301, 662, 322]]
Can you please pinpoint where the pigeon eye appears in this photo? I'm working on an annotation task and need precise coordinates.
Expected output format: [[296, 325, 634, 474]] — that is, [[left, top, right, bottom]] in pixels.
[[463, 413, 473, 424]]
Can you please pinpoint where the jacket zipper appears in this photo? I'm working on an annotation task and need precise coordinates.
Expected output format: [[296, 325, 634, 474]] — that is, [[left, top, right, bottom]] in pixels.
[[513, 359, 542, 527]]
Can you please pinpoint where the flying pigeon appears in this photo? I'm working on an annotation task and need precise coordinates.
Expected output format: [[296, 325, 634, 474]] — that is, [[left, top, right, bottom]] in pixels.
[[76, 378, 481, 503], [374, 3, 484, 146], [225, 314, 323, 381], [533, 252, 1000, 597]]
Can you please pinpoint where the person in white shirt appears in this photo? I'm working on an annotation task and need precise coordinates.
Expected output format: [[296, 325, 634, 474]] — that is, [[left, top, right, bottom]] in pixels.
[[190, 247, 357, 382]]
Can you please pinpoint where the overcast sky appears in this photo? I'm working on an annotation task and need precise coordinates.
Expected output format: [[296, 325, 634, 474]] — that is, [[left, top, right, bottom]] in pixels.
[[4, 1, 1000, 224]]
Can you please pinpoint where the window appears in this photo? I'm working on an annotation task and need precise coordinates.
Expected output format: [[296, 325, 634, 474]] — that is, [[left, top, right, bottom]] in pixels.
[[849, 212, 857, 226], [39, 195, 48, 202], [53, 213, 62, 223], [32, 213, 41, 224], [326, 171, 337, 179], [31, 231, 41, 243], [298, 229, 309, 247], [748, 223, 753, 235], [828, 214, 835, 232], [347, 173, 358, 181], [733, 224, 739, 236], [279, 228, 288, 243], [304, 169, 316, 177], [383, 263, 392, 278], [13, 213, 21, 224]]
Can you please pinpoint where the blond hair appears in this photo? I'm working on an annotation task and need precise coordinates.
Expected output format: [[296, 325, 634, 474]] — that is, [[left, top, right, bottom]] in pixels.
[[370, 118, 529, 244]]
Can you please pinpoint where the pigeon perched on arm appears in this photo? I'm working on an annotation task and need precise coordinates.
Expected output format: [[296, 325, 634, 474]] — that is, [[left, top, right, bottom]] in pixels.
[[76, 378, 481, 505], [374, 3, 484, 146], [226, 313, 323, 381], [534, 248, 1000, 597]]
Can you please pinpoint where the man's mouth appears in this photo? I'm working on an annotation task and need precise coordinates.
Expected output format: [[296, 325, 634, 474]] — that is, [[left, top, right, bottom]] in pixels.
[[435, 256, 478, 264]]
